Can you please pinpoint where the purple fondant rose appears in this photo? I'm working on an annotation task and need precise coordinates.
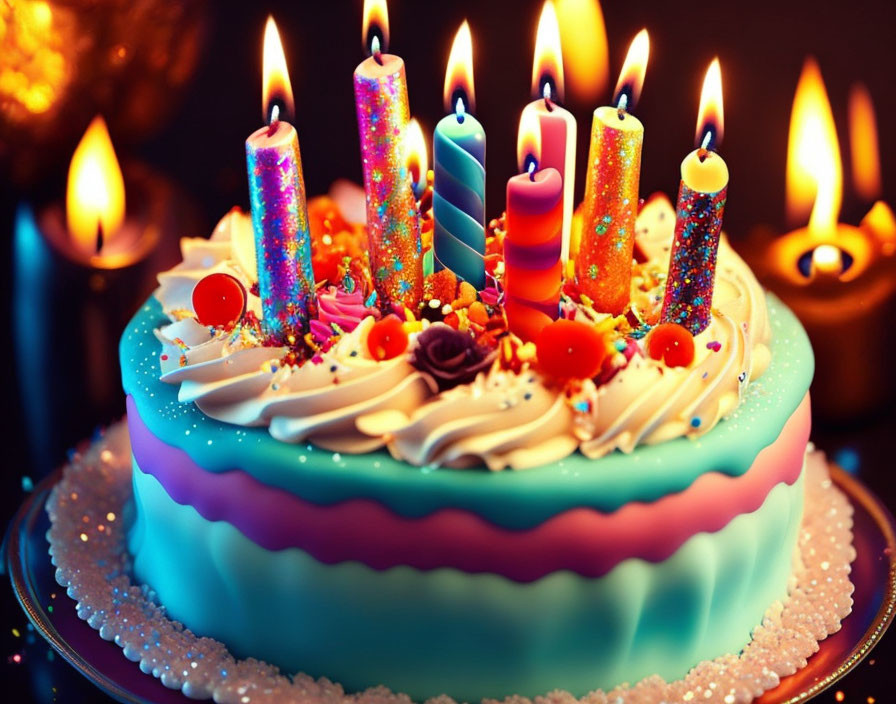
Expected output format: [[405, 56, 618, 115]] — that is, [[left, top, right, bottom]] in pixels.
[[411, 324, 496, 391]]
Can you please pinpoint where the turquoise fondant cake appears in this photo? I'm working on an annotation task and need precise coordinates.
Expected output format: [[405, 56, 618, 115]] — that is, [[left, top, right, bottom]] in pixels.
[[121, 196, 814, 701]]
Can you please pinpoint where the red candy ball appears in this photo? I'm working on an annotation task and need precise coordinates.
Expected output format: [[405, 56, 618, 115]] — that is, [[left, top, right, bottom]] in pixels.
[[367, 315, 409, 361], [192, 273, 247, 328], [535, 319, 608, 381], [647, 323, 695, 367]]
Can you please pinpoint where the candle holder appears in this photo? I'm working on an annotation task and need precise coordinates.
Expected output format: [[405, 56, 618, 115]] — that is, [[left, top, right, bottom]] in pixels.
[[744, 221, 896, 423]]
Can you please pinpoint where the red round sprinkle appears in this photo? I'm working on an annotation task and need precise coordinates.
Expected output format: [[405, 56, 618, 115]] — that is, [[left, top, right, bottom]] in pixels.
[[367, 315, 408, 361], [535, 319, 608, 381], [647, 323, 695, 367], [192, 273, 246, 328]]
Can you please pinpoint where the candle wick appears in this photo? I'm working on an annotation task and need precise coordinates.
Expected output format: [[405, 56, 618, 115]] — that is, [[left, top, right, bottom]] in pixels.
[[616, 92, 628, 120], [698, 148, 709, 163], [528, 160, 537, 181], [543, 82, 554, 112], [267, 104, 280, 136], [95, 221, 104, 255], [371, 35, 383, 65], [455, 96, 466, 124]]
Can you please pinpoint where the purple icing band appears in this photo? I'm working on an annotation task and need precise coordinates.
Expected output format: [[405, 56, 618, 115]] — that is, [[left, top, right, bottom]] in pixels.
[[503, 292, 560, 319], [503, 233, 563, 271], [126, 394, 808, 583]]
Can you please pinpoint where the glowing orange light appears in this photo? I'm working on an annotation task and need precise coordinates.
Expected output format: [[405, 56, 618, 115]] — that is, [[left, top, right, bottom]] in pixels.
[[785, 58, 842, 236], [66, 116, 125, 257], [695, 58, 724, 149], [812, 243, 842, 275], [848, 83, 881, 202], [517, 107, 542, 174], [405, 118, 428, 189], [532, 1, 565, 102], [361, 0, 390, 54], [861, 200, 896, 253], [262, 16, 294, 123], [443, 21, 476, 114], [613, 29, 649, 110], [555, 0, 608, 104]]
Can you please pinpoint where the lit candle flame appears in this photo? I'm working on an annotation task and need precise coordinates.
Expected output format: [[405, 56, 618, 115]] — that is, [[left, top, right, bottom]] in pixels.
[[848, 83, 881, 202], [613, 29, 649, 111], [695, 58, 724, 151], [361, 0, 390, 55], [262, 16, 294, 124], [785, 58, 842, 236], [405, 117, 428, 194], [66, 115, 125, 256], [861, 201, 896, 253], [532, 1, 564, 103], [555, 0, 608, 104], [444, 20, 476, 115], [517, 106, 542, 175]]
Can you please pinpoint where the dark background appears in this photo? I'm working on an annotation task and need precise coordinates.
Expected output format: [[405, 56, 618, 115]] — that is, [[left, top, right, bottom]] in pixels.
[[1, 0, 894, 701]]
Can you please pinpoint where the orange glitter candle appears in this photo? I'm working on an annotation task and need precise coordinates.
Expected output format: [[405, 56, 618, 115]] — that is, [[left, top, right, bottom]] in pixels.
[[576, 105, 643, 314]]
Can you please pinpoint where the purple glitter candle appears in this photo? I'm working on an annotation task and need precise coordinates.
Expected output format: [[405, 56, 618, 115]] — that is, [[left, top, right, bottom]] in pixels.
[[354, 54, 423, 309], [246, 120, 315, 345], [660, 151, 729, 335]]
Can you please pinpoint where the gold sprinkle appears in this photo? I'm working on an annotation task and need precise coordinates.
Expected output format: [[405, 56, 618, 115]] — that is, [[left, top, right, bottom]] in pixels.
[[79, 533, 88, 542], [11, 628, 20, 638], [106, 512, 116, 522], [835, 692, 845, 702]]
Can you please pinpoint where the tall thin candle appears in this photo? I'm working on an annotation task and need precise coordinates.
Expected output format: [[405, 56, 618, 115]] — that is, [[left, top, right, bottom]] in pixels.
[[354, 0, 422, 308], [433, 21, 486, 290], [576, 29, 649, 315], [246, 17, 315, 346], [521, 0, 576, 269], [661, 59, 729, 335]]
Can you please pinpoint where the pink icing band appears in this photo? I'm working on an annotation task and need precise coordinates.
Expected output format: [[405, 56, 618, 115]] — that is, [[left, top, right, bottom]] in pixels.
[[127, 395, 809, 583]]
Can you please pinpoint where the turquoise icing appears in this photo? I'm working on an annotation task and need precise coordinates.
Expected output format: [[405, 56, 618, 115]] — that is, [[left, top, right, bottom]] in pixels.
[[129, 461, 804, 701], [120, 294, 813, 528]]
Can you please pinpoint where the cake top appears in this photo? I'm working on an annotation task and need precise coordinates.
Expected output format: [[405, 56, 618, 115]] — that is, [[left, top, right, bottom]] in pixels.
[[152, 188, 772, 471]]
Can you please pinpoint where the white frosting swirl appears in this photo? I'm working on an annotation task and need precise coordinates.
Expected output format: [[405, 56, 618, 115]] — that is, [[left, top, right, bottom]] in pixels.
[[154, 195, 772, 470], [357, 366, 577, 471]]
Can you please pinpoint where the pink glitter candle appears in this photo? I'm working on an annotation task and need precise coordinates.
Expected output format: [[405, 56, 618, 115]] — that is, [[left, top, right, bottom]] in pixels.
[[353, 6, 422, 309]]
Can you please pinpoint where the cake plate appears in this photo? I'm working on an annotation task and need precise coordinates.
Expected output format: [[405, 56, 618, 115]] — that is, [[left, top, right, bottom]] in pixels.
[[7, 464, 896, 704]]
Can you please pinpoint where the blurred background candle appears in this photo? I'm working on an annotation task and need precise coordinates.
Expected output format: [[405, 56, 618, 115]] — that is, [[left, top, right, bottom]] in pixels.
[[353, 0, 422, 308], [746, 58, 896, 422], [13, 115, 185, 477], [521, 0, 576, 271], [661, 59, 729, 336], [246, 17, 315, 345], [432, 20, 486, 290], [504, 109, 563, 342], [575, 29, 648, 314]]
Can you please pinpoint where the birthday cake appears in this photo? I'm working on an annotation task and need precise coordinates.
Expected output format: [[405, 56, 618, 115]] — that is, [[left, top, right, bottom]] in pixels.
[[120, 188, 814, 701]]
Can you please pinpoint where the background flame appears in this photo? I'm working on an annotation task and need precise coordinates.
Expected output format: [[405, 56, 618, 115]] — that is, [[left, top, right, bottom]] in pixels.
[[848, 83, 881, 202], [785, 58, 842, 235], [695, 58, 724, 149], [517, 106, 542, 173], [531, 1, 564, 102], [262, 16, 294, 123], [613, 29, 649, 110], [405, 117, 428, 188], [66, 115, 125, 255], [555, 0, 608, 104], [443, 21, 475, 114], [362, 0, 390, 54]]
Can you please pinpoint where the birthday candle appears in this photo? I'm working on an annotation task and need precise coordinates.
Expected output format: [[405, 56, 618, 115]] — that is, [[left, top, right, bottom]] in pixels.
[[353, 0, 423, 308], [576, 29, 649, 315], [521, 1, 576, 269], [661, 59, 729, 335], [504, 109, 563, 342], [433, 21, 486, 290], [246, 17, 315, 345]]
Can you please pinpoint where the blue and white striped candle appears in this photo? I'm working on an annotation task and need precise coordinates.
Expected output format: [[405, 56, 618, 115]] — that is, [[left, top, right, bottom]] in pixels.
[[433, 21, 486, 290]]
